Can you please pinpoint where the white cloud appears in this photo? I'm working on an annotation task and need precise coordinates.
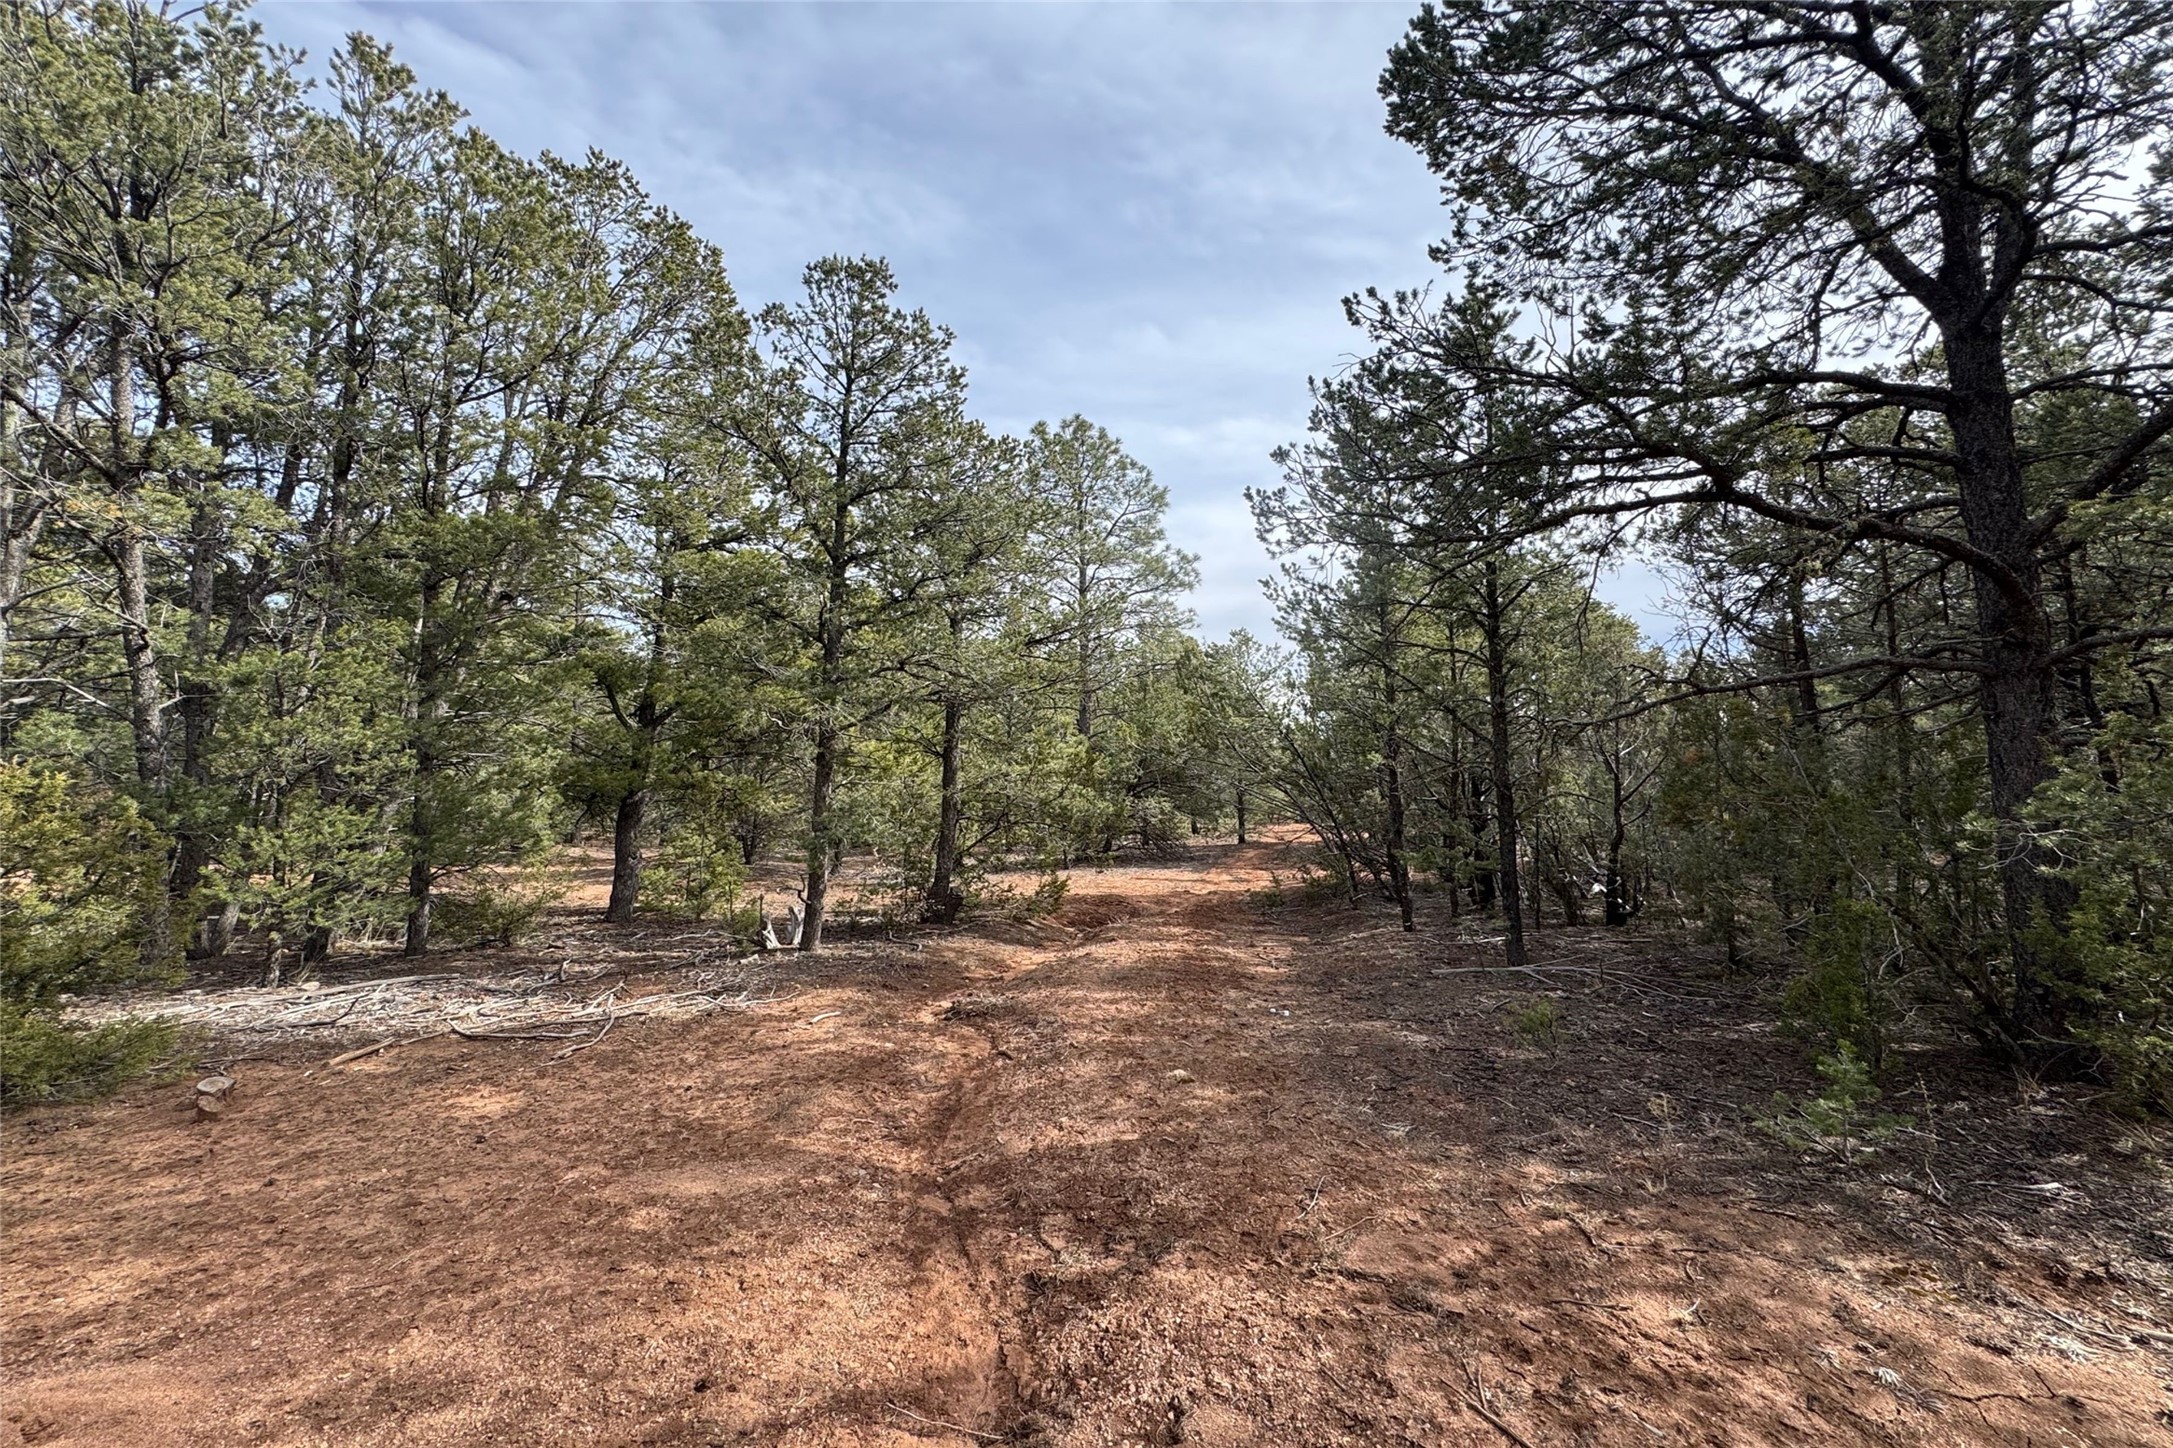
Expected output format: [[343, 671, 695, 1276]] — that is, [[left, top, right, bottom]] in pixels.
[[256, 0, 1451, 638]]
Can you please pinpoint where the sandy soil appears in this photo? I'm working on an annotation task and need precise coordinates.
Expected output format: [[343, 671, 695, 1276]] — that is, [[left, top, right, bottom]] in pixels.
[[5, 830, 2170, 1447]]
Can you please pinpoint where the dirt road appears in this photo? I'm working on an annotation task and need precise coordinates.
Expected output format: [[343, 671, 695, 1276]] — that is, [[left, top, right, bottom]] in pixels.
[[5, 833, 2168, 1446]]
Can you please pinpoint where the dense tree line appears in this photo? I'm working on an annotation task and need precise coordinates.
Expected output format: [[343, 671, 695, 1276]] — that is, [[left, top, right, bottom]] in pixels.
[[0, 1, 1260, 1096], [1252, 0, 2173, 1110], [12, 0, 2169, 1119]]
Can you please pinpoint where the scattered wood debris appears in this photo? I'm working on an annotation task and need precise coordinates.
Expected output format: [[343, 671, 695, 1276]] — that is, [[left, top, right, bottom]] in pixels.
[[75, 960, 776, 1059]]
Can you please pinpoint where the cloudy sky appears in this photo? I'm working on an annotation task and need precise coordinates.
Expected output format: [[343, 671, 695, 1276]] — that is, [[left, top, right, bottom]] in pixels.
[[256, 1, 1661, 641]]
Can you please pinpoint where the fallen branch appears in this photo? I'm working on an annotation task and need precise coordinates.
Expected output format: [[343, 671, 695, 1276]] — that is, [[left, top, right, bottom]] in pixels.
[[884, 1403, 1001, 1442], [281, 995, 368, 1028], [2030, 1304, 2145, 1352], [317, 972, 457, 992], [552, 1012, 616, 1061], [449, 1025, 587, 1042], [1566, 1214, 1609, 1254], [1463, 1394, 1538, 1448], [325, 1030, 446, 1067], [325, 1038, 396, 1068]]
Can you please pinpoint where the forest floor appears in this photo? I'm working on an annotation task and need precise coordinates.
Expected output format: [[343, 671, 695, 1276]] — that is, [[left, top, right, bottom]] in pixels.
[[5, 829, 2172, 1448]]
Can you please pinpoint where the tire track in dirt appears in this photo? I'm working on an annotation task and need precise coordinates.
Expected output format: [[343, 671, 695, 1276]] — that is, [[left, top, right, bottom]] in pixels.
[[884, 875, 1245, 1442], [852, 866, 1282, 1443], [899, 1010, 1028, 1439]]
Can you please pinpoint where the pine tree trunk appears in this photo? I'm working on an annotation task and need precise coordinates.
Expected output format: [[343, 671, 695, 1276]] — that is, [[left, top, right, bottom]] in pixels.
[[0, 356, 44, 688], [107, 332, 166, 797], [605, 621, 668, 926], [1378, 603, 1415, 933], [605, 784, 648, 924], [801, 717, 838, 952], [1483, 561, 1527, 968], [925, 694, 965, 923], [801, 492, 855, 954], [403, 848, 433, 957], [1603, 739, 1633, 927], [1470, 771, 1497, 910], [173, 488, 224, 944], [114, 526, 166, 793], [1773, 568, 1833, 944], [0, 289, 24, 685], [1383, 725, 1415, 932], [403, 585, 444, 958], [1880, 543, 1917, 915], [1075, 555, 1094, 739], [1944, 327, 2073, 1055]]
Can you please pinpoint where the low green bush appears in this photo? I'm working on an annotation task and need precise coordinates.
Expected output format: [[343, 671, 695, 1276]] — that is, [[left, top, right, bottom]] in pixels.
[[0, 761, 179, 1104], [1511, 994, 1562, 1052], [1762, 1043, 1912, 1158], [431, 860, 567, 948]]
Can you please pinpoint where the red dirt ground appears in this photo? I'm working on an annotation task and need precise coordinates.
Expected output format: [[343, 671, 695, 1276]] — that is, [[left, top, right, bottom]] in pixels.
[[5, 830, 2170, 1447]]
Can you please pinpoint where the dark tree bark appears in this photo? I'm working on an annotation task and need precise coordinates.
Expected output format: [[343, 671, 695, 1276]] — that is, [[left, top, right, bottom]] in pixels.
[[798, 476, 859, 954], [1381, 689, 1416, 934], [172, 484, 223, 941], [605, 784, 649, 925], [0, 269, 43, 687], [801, 719, 840, 952], [403, 847, 433, 957], [605, 604, 674, 926], [1943, 329, 2076, 1049], [1482, 561, 1527, 968], [403, 564, 448, 957], [1602, 730, 1634, 928], [1075, 553, 1094, 740], [1364, 561, 1417, 932], [1775, 567, 1833, 945], [924, 693, 966, 924], [1469, 769, 1497, 911]]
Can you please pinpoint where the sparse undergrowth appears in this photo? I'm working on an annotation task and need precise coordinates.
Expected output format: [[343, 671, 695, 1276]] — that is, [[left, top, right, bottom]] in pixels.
[[1, 762, 180, 1105]]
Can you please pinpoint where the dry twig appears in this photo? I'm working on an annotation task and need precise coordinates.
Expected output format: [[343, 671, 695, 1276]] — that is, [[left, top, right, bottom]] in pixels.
[[552, 1011, 617, 1061], [1463, 1394, 1538, 1448], [883, 1402, 1000, 1441]]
